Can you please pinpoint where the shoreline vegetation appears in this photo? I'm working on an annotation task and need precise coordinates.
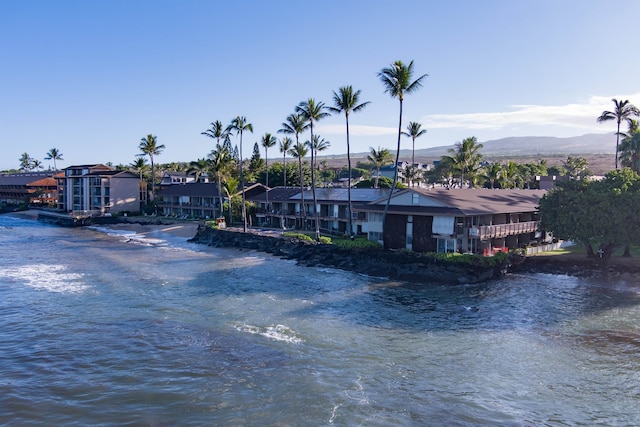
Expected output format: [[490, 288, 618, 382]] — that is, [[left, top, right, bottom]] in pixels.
[[6, 210, 640, 285]]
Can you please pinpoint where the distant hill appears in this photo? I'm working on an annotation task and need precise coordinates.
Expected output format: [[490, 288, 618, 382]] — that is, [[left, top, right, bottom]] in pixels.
[[321, 133, 616, 161]]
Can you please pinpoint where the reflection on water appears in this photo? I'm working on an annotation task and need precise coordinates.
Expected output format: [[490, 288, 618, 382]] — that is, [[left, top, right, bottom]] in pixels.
[[0, 214, 639, 426]]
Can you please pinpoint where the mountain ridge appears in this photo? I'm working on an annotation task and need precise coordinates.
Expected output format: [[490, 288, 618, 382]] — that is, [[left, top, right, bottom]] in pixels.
[[321, 133, 616, 160]]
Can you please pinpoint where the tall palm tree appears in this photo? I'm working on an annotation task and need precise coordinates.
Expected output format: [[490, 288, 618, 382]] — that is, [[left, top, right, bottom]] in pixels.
[[261, 133, 277, 220], [227, 116, 253, 232], [328, 86, 370, 238], [441, 136, 484, 188], [597, 99, 640, 169], [279, 113, 309, 228], [378, 60, 427, 247], [201, 121, 230, 218], [44, 148, 63, 170], [288, 142, 309, 228], [296, 98, 331, 241], [368, 146, 393, 188], [401, 121, 427, 168], [279, 136, 293, 186], [138, 134, 165, 200], [209, 144, 233, 218], [201, 120, 230, 145]]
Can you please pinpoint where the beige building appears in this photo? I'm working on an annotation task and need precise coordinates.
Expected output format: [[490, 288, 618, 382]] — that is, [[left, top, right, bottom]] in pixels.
[[56, 164, 140, 215]]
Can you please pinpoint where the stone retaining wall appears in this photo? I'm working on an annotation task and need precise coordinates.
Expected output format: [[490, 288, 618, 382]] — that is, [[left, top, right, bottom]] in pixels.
[[189, 227, 509, 285]]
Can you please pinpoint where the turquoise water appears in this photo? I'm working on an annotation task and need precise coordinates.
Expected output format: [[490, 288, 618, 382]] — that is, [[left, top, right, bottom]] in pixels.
[[1, 214, 639, 426]]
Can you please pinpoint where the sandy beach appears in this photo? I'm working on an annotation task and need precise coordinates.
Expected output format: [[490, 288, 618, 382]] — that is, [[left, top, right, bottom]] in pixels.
[[104, 221, 200, 239]]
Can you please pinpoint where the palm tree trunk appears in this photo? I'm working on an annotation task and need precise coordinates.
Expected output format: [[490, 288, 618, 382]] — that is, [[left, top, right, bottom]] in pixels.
[[283, 153, 287, 187], [346, 115, 353, 238], [382, 99, 403, 250], [217, 172, 224, 219], [265, 152, 269, 224], [615, 121, 621, 170], [239, 133, 247, 232], [310, 124, 320, 241]]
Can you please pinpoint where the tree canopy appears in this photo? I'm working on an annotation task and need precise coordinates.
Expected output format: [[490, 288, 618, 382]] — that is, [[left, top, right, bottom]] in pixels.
[[539, 168, 640, 260]]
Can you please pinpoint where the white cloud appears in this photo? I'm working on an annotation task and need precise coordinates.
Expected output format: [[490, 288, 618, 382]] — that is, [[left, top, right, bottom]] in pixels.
[[420, 93, 640, 132]]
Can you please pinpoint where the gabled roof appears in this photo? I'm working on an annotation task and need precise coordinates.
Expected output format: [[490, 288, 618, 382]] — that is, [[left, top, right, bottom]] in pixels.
[[289, 188, 392, 203], [0, 172, 57, 186], [156, 182, 221, 197], [250, 186, 301, 202], [365, 188, 546, 216], [64, 164, 111, 170]]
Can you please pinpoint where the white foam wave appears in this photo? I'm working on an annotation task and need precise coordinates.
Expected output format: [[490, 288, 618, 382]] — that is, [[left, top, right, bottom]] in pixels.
[[233, 323, 304, 343], [0, 264, 88, 293], [89, 225, 166, 246]]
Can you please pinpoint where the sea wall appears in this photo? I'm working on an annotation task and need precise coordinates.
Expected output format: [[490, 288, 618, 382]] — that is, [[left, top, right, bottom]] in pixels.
[[189, 227, 508, 285]]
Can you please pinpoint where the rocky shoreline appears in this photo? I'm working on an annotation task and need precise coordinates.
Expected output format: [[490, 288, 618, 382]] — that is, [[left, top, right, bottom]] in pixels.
[[188, 227, 509, 285]]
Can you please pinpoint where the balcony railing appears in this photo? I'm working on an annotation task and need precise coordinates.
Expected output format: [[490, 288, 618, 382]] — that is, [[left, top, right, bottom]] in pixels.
[[473, 221, 539, 240]]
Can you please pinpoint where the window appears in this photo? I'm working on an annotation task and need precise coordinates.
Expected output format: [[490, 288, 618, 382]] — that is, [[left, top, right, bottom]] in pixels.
[[437, 238, 456, 253], [412, 193, 419, 205], [369, 231, 383, 242]]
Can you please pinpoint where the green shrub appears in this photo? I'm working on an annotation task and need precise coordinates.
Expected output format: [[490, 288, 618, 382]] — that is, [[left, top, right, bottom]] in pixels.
[[283, 232, 314, 242], [426, 251, 508, 268], [319, 236, 332, 244], [334, 238, 382, 248]]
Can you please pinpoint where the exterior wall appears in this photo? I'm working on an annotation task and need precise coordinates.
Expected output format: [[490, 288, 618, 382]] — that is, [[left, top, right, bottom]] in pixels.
[[383, 214, 406, 250], [388, 192, 446, 208], [412, 215, 436, 252], [104, 177, 140, 213]]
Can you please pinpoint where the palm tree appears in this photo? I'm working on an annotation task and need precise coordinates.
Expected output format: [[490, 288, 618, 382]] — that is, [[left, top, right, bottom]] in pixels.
[[44, 148, 63, 170], [223, 176, 240, 225], [288, 141, 309, 229], [328, 86, 370, 238], [597, 99, 640, 169], [138, 134, 165, 200], [279, 113, 309, 228], [130, 157, 149, 209], [368, 146, 393, 189], [279, 136, 293, 186], [296, 98, 331, 241], [209, 144, 233, 218], [401, 121, 427, 169], [441, 136, 484, 188], [201, 120, 230, 145], [378, 60, 427, 247], [187, 157, 211, 183], [619, 133, 640, 173], [481, 162, 502, 189], [19, 153, 33, 171], [261, 133, 277, 219], [227, 116, 253, 232], [305, 134, 331, 234]]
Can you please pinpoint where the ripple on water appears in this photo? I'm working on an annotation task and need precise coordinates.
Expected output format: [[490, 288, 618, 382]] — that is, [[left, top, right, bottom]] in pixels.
[[0, 264, 89, 293]]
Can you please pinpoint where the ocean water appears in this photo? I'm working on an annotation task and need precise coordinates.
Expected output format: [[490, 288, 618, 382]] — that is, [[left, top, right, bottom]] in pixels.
[[1, 214, 639, 426]]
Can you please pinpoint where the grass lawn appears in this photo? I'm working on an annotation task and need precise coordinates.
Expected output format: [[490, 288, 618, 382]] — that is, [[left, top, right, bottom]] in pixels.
[[537, 244, 640, 257]]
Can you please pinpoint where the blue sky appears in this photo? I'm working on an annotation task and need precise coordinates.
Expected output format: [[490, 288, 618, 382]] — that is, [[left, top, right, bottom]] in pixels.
[[1, 0, 639, 171]]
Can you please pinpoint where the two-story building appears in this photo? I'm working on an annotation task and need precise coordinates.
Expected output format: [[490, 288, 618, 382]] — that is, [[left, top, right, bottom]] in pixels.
[[357, 188, 547, 254], [155, 182, 222, 219], [0, 172, 58, 207], [56, 164, 140, 215]]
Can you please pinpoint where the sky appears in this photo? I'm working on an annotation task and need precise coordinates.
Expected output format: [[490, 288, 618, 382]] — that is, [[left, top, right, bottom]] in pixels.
[[1, 0, 639, 171]]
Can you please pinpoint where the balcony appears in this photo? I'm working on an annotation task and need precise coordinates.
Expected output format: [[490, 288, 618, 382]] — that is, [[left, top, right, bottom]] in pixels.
[[472, 221, 539, 240]]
